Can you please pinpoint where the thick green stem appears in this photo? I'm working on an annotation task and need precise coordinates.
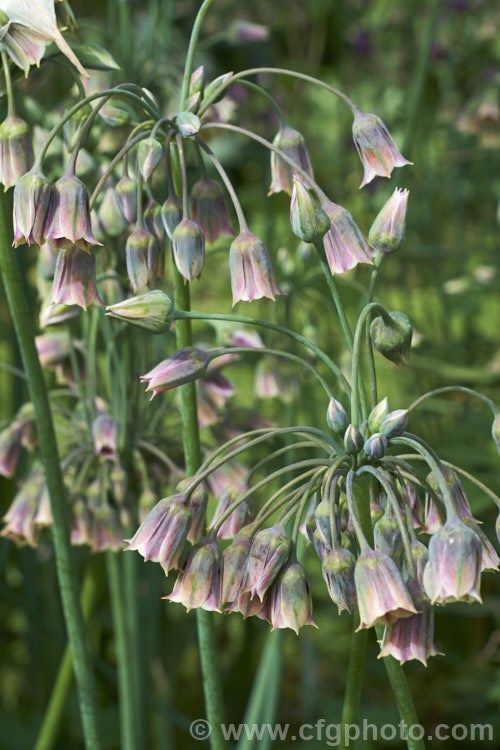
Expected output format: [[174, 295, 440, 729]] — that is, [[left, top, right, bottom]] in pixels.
[[106, 551, 138, 750], [34, 567, 99, 750], [373, 632, 426, 750], [350, 302, 389, 425], [0, 195, 101, 748], [173, 269, 225, 749]]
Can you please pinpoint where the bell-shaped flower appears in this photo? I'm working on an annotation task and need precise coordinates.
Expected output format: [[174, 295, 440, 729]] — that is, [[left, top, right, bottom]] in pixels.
[[269, 125, 313, 195], [172, 217, 205, 281], [166, 534, 223, 612], [243, 522, 291, 601], [141, 347, 211, 399], [352, 107, 412, 187], [229, 230, 281, 304], [50, 247, 102, 310], [44, 173, 100, 251], [13, 167, 51, 246], [322, 547, 357, 614], [269, 555, 316, 633], [355, 548, 417, 629], [0, 114, 34, 189], [322, 200, 373, 274], [191, 178, 234, 243], [423, 515, 482, 605]]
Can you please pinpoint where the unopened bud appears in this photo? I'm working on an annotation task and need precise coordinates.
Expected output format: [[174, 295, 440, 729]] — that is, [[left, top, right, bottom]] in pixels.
[[290, 175, 330, 243], [0, 115, 34, 190], [106, 290, 174, 333], [322, 548, 357, 614], [191, 179, 234, 243], [125, 227, 158, 292], [174, 112, 202, 137], [327, 398, 349, 432], [115, 174, 137, 223], [367, 397, 389, 433], [137, 137, 163, 182], [344, 424, 363, 455], [370, 311, 412, 366], [380, 409, 408, 438], [363, 432, 387, 458], [172, 218, 205, 281], [140, 347, 210, 398], [368, 188, 409, 254]]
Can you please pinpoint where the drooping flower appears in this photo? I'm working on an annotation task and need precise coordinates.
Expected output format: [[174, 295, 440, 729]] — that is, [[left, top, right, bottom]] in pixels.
[[351, 107, 412, 187], [322, 200, 373, 274], [172, 217, 205, 281], [423, 516, 482, 605], [378, 586, 441, 665], [269, 125, 313, 195], [355, 548, 417, 629], [92, 414, 119, 460], [269, 555, 316, 633], [12, 167, 51, 246], [166, 534, 223, 612], [141, 347, 211, 399], [322, 547, 357, 614], [126, 493, 192, 575], [44, 173, 101, 251], [229, 230, 281, 304], [243, 522, 291, 601], [50, 247, 102, 310], [0, 115, 34, 189], [191, 178, 234, 243], [125, 226, 158, 292]]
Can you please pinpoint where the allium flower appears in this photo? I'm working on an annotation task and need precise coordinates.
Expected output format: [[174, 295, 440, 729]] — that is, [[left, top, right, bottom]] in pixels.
[[269, 556, 316, 633], [352, 107, 412, 187], [141, 347, 211, 399], [92, 414, 119, 460], [115, 174, 137, 224], [70, 498, 93, 547], [210, 483, 252, 540], [197, 371, 235, 428], [322, 200, 373, 274], [12, 167, 51, 246], [172, 218, 205, 281], [0, 425, 21, 477], [243, 522, 291, 601], [423, 516, 482, 605], [191, 179, 234, 243], [322, 547, 357, 614], [0, 0, 86, 76], [166, 535, 223, 612], [125, 226, 158, 292], [370, 310, 413, 366], [378, 588, 441, 665], [144, 200, 165, 247], [137, 137, 163, 182], [50, 247, 102, 310], [98, 185, 127, 238], [269, 125, 313, 195], [229, 231, 281, 304], [0, 115, 34, 189], [1, 470, 43, 546], [355, 548, 417, 629], [89, 501, 123, 552], [161, 194, 183, 239], [44, 173, 100, 251], [221, 525, 255, 603], [421, 494, 443, 534], [368, 188, 409, 254], [226, 590, 270, 621], [35, 332, 72, 367], [126, 494, 192, 575]]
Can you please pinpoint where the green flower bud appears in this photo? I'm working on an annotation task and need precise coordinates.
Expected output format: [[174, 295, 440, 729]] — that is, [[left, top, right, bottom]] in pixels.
[[174, 112, 202, 137], [367, 397, 389, 433], [370, 311, 412, 366], [363, 432, 387, 458], [290, 175, 330, 243], [344, 424, 363, 455], [369, 188, 409, 254], [380, 409, 408, 438], [106, 290, 174, 334], [137, 137, 163, 182], [327, 398, 349, 432]]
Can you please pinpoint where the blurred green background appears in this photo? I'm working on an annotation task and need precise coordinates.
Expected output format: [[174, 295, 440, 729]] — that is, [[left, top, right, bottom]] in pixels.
[[1, 0, 500, 747]]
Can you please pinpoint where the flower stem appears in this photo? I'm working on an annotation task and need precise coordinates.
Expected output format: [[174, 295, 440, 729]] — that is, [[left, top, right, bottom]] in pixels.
[[0, 195, 101, 749], [173, 267, 226, 750], [373, 636, 426, 750], [34, 565, 100, 750]]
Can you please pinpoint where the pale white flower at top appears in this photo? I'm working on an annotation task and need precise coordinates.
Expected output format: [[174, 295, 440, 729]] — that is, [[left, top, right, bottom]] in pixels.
[[0, 0, 86, 75]]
